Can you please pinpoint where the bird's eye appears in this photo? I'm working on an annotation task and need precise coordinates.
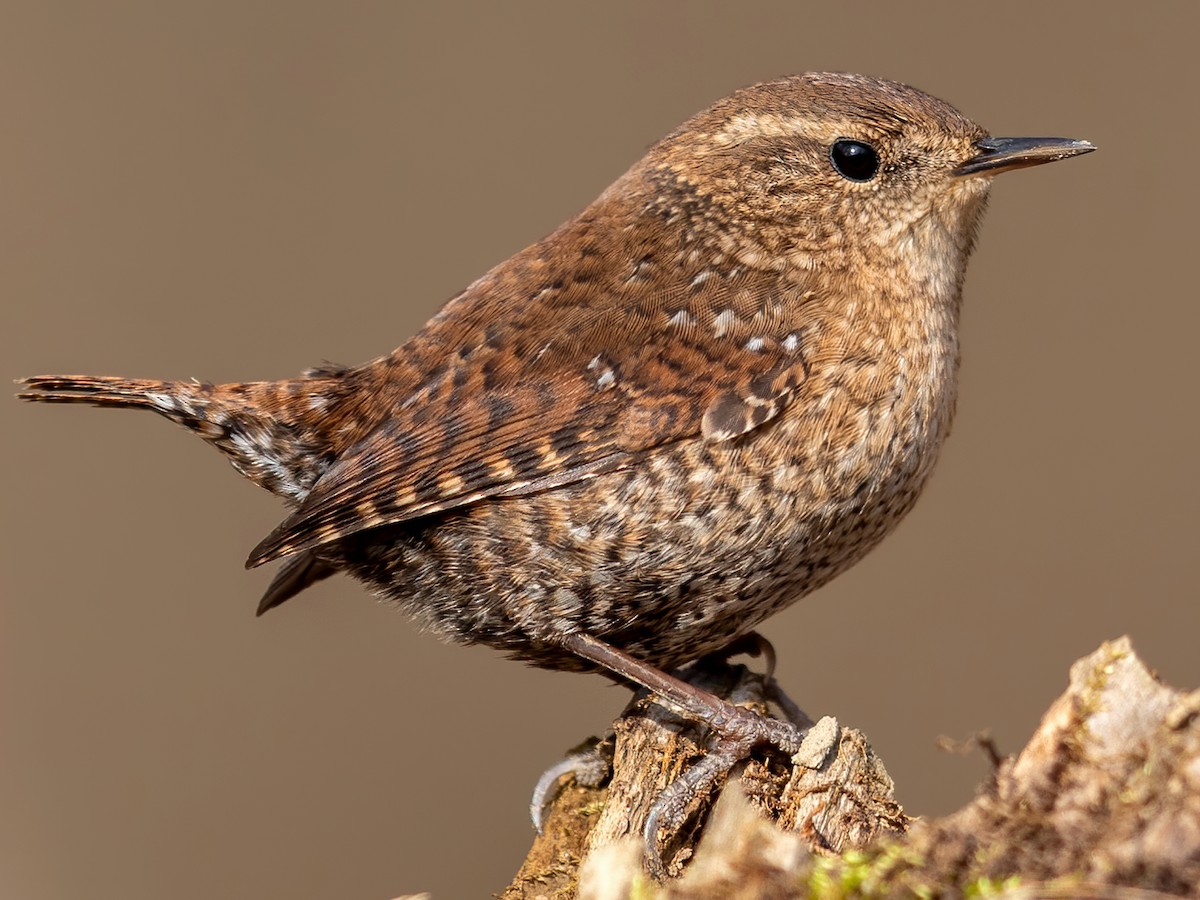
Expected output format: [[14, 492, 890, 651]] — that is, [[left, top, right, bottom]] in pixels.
[[829, 140, 879, 182]]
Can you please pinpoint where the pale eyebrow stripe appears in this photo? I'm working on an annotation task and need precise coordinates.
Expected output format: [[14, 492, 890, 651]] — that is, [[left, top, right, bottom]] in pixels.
[[711, 113, 842, 146], [711, 111, 898, 147]]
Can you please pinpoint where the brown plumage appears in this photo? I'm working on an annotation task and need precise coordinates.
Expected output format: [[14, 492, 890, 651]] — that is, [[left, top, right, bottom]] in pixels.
[[18, 72, 1093, 868]]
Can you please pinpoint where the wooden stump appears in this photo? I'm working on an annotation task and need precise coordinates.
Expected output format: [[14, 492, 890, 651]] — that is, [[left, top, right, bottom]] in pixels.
[[502, 638, 1200, 899]]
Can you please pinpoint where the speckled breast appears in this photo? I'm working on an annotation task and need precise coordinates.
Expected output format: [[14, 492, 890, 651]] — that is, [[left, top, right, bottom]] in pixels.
[[340, 326, 960, 673]]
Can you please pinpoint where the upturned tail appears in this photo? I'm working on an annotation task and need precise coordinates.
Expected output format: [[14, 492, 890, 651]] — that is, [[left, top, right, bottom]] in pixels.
[[17, 373, 341, 501]]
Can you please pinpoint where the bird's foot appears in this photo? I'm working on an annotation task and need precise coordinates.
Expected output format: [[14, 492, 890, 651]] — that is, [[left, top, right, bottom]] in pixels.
[[694, 632, 816, 730], [642, 697, 800, 877], [560, 632, 837, 878]]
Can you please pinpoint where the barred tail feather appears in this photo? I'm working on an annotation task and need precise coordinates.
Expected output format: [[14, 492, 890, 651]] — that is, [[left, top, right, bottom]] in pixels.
[[17, 374, 332, 500], [18, 373, 350, 610], [17, 375, 191, 412]]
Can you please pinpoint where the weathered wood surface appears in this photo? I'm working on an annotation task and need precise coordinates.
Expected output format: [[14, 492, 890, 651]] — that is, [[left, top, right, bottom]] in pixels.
[[501, 638, 1200, 899]]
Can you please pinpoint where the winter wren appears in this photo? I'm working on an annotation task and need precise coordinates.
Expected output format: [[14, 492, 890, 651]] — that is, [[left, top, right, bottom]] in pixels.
[[19, 72, 1093, 865]]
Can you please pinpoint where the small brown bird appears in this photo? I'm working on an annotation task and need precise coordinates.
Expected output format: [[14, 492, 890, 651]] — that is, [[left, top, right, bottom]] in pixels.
[[19, 72, 1092, 868]]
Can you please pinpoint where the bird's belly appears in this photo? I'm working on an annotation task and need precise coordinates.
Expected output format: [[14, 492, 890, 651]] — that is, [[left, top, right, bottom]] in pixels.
[[341, 374, 952, 673]]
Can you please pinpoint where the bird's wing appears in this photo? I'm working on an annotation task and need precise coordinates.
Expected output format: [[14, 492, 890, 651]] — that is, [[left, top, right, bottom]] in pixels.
[[246, 271, 812, 567]]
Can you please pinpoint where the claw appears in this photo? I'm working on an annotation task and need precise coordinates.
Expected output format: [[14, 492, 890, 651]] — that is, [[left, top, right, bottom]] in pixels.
[[529, 743, 611, 833], [706, 631, 778, 681], [764, 677, 816, 730]]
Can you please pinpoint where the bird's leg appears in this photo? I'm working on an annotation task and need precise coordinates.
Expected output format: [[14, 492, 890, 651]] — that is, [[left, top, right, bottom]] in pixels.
[[560, 632, 811, 877], [527, 643, 772, 833], [562, 633, 805, 752], [527, 636, 794, 832], [694, 632, 815, 730]]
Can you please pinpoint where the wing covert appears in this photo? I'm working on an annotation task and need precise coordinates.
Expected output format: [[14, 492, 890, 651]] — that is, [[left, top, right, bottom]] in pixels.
[[247, 271, 813, 567]]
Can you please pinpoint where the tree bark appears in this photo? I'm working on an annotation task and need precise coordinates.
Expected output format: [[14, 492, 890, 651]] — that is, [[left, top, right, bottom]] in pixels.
[[501, 637, 1200, 899]]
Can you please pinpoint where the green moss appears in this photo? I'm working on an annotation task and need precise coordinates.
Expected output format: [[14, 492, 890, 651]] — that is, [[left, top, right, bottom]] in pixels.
[[804, 842, 926, 898], [629, 870, 661, 900], [964, 875, 1022, 897]]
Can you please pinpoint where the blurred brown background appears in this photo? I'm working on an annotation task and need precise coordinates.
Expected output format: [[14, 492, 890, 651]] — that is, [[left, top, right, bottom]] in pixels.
[[3, 2, 1197, 898]]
